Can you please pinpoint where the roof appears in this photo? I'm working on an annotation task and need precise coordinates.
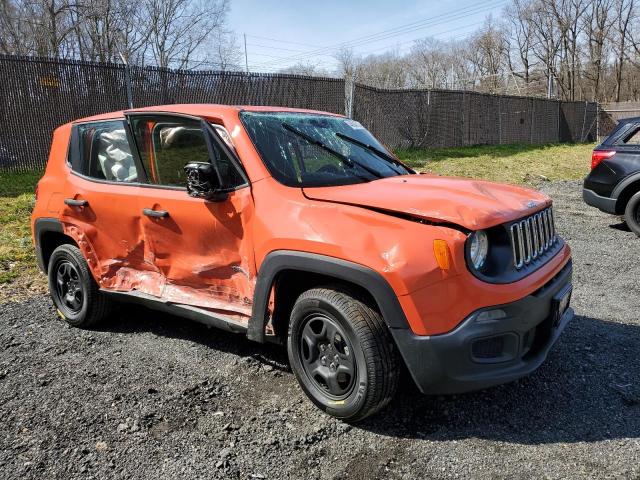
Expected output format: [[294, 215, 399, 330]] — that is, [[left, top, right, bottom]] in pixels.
[[618, 116, 640, 124], [73, 104, 344, 124]]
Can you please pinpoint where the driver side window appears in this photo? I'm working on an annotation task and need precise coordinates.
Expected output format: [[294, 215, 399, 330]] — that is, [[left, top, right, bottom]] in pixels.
[[129, 115, 244, 189]]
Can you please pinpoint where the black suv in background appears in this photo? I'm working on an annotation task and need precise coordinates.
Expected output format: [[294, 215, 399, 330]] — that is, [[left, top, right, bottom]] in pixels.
[[583, 117, 640, 236]]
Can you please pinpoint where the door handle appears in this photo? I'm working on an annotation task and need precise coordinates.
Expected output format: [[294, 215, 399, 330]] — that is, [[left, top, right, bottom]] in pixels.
[[64, 198, 88, 207], [142, 208, 169, 218]]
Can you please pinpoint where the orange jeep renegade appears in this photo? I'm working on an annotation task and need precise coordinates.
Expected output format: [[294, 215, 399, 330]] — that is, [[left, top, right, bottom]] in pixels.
[[31, 105, 573, 421]]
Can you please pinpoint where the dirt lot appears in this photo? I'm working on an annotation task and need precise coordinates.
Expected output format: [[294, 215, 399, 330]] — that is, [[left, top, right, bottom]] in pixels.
[[1, 180, 639, 479]]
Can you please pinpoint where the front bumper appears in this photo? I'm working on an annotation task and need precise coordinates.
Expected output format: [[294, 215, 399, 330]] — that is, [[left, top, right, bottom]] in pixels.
[[390, 260, 573, 395], [583, 188, 617, 214]]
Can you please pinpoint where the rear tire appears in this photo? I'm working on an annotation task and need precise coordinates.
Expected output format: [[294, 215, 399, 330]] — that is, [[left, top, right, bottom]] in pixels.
[[287, 287, 399, 422], [624, 191, 640, 237], [48, 244, 112, 328]]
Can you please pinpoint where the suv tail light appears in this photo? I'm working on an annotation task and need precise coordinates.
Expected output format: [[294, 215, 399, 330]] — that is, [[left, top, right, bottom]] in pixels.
[[591, 150, 615, 170]]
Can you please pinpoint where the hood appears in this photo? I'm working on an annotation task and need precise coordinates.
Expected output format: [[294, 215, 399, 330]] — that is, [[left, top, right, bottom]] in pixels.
[[302, 175, 551, 230]]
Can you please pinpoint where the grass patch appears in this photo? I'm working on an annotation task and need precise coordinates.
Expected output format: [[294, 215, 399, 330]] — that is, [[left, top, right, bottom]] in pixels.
[[396, 143, 595, 185], [0, 170, 41, 197], [0, 171, 43, 293]]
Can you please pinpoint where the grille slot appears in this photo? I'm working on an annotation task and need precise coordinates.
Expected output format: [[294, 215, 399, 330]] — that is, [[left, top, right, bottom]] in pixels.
[[510, 207, 557, 270]]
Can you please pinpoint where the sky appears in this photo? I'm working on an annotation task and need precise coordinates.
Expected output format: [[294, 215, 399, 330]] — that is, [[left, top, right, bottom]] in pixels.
[[227, 0, 506, 73]]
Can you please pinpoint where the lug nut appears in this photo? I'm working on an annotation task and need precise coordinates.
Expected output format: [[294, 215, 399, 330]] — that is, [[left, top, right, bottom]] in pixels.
[[329, 363, 336, 370], [321, 357, 326, 365]]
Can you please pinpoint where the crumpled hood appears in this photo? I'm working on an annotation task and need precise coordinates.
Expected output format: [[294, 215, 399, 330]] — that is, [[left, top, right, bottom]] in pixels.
[[303, 174, 551, 230]]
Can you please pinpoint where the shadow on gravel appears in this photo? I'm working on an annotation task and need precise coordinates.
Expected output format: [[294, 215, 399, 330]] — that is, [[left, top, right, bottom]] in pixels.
[[96, 307, 640, 445], [609, 221, 631, 232], [96, 304, 290, 372], [357, 315, 640, 445]]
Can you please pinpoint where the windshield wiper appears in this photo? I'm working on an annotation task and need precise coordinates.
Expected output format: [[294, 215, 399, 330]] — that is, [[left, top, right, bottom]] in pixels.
[[281, 123, 383, 179], [335, 132, 412, 174]]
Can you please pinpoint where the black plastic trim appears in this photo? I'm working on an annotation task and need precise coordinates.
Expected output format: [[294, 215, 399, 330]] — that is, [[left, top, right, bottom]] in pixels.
[[391, 259, 573, 394], [611, 172, 640, 199], [33, 217, 64, 272], [247, 250, 410, 342], [583, 188, 617, 214]]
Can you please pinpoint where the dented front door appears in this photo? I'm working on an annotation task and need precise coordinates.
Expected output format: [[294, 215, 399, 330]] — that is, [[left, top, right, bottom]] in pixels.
[[126, 113, 256, 322]]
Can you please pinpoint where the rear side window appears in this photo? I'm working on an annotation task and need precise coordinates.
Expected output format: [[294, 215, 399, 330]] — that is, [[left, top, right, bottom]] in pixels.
[[129, 115, 245, 189], [622, 126, 640, 145], [73, 120, 139, 182]]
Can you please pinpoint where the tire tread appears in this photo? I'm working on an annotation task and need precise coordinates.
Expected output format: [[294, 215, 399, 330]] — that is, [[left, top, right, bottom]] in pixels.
[[293, 286, 399, 421], [48, 244, 112, 328]]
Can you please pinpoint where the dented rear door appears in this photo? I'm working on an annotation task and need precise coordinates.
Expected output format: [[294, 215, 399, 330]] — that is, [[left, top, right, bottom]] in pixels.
[[126, 113, 257, 322], [62, 119, 150, 289]]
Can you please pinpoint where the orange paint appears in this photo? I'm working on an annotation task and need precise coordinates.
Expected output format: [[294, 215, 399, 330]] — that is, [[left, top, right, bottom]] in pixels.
[[32, 104, 571, 336]]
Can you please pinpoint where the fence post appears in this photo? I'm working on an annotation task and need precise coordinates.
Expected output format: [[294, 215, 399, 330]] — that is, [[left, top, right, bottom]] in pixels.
[[530, 98, 534, 144], [498, 96, 502, 145], [119, 53, 134, 109], [461, 90, 465, 146], [557, 101, 561, 142], [345, 74, 355, 118], [580, 100, 588, 142]]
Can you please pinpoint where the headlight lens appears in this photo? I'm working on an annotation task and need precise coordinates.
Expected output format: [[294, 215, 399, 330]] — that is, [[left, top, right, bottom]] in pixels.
[[469, 230, 489, 270]]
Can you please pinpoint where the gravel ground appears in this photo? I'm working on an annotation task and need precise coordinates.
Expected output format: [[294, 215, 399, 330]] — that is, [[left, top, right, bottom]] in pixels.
[[1, 180, 639, 479]]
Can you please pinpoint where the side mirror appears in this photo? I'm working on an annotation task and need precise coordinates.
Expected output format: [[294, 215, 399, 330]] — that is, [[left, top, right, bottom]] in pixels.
[[184, 162, 228, 202]]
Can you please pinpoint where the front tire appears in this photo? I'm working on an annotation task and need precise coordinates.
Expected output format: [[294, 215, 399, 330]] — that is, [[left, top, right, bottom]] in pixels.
[[48, 244, 112, 328], [624, 191, 640, 237], [287, 287, 399, 422]]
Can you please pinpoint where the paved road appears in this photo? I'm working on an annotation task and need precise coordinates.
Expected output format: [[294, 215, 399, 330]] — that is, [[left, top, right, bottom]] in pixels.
[[1, 180, 639, 479]]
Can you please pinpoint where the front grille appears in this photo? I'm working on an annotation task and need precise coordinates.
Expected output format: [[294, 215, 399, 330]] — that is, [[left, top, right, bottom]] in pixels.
[[509, 207, 557, 269]]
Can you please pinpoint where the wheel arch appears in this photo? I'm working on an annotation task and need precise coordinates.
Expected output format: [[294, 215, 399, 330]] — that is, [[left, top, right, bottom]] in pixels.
[[34, 218, 78, 273], [247, 251, 410, 343], [613, 173, 640, 214]]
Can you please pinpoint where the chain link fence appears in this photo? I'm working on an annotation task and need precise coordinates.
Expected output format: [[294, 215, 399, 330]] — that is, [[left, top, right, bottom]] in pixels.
[[352, 84, 598, 149], [600, 102, 640, 138], [1, 55, 599, 172]]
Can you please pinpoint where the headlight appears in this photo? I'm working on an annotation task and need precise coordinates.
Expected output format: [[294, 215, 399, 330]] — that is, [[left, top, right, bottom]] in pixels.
[[469, 230, 489, 270]]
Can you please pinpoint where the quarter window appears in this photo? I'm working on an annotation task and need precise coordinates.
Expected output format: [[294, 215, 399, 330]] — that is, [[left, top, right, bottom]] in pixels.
[[75, 120, 138, 182], [622, 126, 640, 145]]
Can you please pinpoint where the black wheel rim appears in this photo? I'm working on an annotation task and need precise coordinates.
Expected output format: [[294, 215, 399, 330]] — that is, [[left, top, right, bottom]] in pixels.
[[298, 313, 357, 399], [54, 260, 84, 314]]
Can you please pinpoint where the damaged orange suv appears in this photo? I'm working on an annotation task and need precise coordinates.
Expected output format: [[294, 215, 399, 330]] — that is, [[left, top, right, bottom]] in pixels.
[[32, 105, 573, 421]]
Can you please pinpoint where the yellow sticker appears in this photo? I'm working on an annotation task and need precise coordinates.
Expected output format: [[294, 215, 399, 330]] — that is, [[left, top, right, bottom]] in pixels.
[[329, 400, 345, 405], [56, 309, 66, 320]]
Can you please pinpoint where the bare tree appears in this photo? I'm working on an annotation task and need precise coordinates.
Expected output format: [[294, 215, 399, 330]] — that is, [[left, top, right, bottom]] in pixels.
[[408, 38, 449, 88], [612, 0, 635, 101], [280, 61, 330, 76], [583, 0, 615, 101], [1, 0, 77, 57], [468, 18, 509, 93], [144, 0, 229, 69], [529, 0, 563, 97], [356, 50, 410, 89], [333, 46, 361, 81], [504, 0, 536, 86]]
